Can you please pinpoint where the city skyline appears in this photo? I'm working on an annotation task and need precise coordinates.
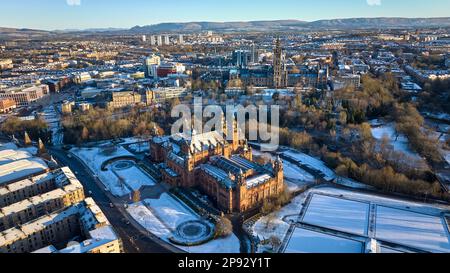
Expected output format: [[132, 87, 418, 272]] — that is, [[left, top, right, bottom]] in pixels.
[[0, 0, 450, 30]]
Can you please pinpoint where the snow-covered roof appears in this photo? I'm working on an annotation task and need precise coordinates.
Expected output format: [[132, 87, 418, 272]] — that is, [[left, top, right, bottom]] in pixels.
[[246, 174, 273, 189], [201, 164, 234, 189], [212, 156, 255, 175], [0, 158, 48, 186], [172, 131, 224, 154]]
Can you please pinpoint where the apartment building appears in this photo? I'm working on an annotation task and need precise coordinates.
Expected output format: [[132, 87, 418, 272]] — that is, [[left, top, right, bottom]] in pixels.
[[0, 85, 49, 107], [0, 98, 16, 113], [0, 141, 122, 253], [0, 198, 121, 253], [0, 167, 85, 232]]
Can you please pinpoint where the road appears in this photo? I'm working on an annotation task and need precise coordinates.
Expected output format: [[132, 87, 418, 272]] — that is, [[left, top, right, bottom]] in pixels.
[[49, 147, 176, 253]]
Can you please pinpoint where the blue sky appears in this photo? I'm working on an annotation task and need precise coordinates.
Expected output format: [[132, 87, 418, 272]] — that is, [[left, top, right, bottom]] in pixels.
[[1, 0, 449, 30]]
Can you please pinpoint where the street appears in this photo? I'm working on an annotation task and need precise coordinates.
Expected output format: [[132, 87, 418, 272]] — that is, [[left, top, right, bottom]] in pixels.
[[49, 147, 176, 253]]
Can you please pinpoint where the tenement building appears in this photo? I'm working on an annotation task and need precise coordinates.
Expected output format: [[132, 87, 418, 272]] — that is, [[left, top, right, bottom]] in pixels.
[[0, 143, 50, 185], [0, 198, 122, 253], [0, 142, 122, 253], [0, 84, 49, 107], [149, 121, 284, 213], [0, 167, 85, 232]]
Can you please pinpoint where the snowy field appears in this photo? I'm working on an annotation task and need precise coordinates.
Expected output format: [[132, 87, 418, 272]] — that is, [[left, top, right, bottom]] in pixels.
[[285, 228, 364, 253], [281, 160, 316, 191], [251, 190, 307, 246], [113, 164, 156, 192], [251, 186, 450, 253], [71, 146, 154, 197], [282, 150, 336, 181], [303, 194, 370, 236], [254, 147, 370, 190], [127, 193, 241, 253], [375, 206, 450, 253], [371, 123, 421, 160], [252, 149, 316, 192]]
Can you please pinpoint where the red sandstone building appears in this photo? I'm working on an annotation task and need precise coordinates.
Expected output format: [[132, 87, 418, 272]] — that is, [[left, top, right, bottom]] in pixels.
[[0, 98, 16, 114], [149, 121, 284, 213]]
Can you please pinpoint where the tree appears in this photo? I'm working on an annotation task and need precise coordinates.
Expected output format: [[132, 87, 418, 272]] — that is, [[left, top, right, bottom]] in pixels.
[[24, 131, 32, 146], [132, 190, 141, 203], [261, 200, 275, 215], [81, 127, 89, 142], [269, 236, 282, 251], [272, 92, 280, 101], [359, 123, 373, 142], [339, 111, 348, 125], [214, 216, 233, 238]]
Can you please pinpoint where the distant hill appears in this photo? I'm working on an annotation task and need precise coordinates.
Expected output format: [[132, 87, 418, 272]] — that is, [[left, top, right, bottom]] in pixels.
[[1, 17, 450, 38], [308, 17, 450, 29], [0, 27, 51, 39], [129, 17, 450, 33], [129, 20, 308, 33]]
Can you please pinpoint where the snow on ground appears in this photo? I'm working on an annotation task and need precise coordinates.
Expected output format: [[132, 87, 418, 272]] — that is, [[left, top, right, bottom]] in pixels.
[[375, 206, 450, 253], [251, 191, 307, 243], [310, 187, 449, 218], [252, 149, 316, 192], [445, 150, 450, 165], [283, 150, 336, 181], [336, 176, 373, 189], [371, 123, 421, 160], [127, 193, 240, 253], [120, 137, 147, 145], [114, 164, 156, 191], [302, 194, 370, 236], [40, 106, 63, 145], [71, 146, 135, 197], [284, 228, 364, 253], [282, 160, 316, 191], [255, 146, 370, 190], [251, 186, 450, 253], [144, 194, 198, 231], [127, 142, 150, 153], [185, 235, 241, 253]]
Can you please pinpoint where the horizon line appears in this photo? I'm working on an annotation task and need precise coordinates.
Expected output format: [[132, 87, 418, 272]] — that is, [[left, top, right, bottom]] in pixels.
[[1, 16, 449, 32]]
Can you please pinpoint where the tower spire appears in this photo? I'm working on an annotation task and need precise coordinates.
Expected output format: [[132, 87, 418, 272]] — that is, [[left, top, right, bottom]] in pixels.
[[273, 37, 285, 89]]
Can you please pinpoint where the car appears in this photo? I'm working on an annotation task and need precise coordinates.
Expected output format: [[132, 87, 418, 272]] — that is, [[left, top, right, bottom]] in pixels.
[[88, 190, 93, 195], [109, 203, 114, 208], [74, 171, 79, 175]]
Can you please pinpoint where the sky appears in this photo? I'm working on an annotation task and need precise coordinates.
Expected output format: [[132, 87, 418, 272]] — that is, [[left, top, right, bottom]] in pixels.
[[0, 0, 449, 30]]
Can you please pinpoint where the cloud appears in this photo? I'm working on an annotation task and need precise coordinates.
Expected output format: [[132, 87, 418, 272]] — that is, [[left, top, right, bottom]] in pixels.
[[366, 0, 381, 6], [66, 0, 81, 6]]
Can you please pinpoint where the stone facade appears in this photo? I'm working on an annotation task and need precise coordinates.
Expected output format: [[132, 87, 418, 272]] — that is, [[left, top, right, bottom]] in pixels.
[[149, 120, 284, 213]]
